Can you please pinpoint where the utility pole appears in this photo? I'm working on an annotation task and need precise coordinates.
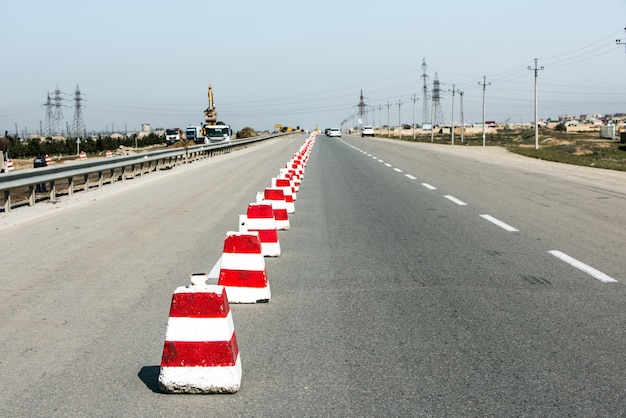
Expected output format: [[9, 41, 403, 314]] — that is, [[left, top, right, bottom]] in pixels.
[[450, 84, 455, 145], [430, 97, 435, 143], [458, 90, 464, 143], [478, 76, 491, 147], [411, 94, 418, 140], [397, 99, 403, 136], [386, 101, 391, 137], [528, 58, 544, 150]]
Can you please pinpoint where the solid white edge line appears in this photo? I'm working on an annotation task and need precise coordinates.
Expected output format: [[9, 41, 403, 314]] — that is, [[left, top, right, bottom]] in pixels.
[[548, 250, 618, 283], [480, 214, 519, 232], [444, 195, 467, 206], [405, 174, 417, 180], [422, 183, 437, 190]]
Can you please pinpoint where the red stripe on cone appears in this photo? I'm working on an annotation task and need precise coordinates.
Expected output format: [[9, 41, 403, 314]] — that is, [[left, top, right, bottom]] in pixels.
[[161, 335, 239, 367]]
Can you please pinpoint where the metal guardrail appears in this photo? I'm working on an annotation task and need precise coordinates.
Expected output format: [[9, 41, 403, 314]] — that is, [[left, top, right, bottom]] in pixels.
[[0, 133, 290, 213]]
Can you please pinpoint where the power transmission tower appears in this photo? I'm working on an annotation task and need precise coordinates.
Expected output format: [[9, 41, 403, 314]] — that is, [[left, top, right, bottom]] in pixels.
[[421, 58, 430, 126], [72, 85, 86, 138], [355, 90, 368, 128], [528, 58, 544, 150], [52, 83, 65, 135], [431, 73, 445, 126], [42, 92, 54, 137]]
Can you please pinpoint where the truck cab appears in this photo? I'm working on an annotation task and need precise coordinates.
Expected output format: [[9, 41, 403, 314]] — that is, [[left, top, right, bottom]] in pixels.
[[165, 128, 183, 146], [202, 123, 232, 143]]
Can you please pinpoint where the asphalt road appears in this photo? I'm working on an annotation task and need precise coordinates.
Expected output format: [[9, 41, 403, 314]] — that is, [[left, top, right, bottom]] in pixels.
[[1, 133, 625, 417]]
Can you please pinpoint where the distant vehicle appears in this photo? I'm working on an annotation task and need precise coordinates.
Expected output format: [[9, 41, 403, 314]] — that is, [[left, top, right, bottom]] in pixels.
[[361, 126, 375, 137], [202, 123, 232, 143], [185, 125, 204, 144], [328, 128, 341, 137], [324, 128, 331, 136], [165, 128, 183, 146]]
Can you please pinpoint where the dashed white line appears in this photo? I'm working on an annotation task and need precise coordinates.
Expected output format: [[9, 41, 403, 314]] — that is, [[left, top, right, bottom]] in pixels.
[[405, 174, 417, 180], [384, 163, 392, 167], [422, 183, 437, 190], [480, 214, 519, 232], [393, 168, 403, 173], [444, 195, 467, 206], [548, 250, 618, 283]]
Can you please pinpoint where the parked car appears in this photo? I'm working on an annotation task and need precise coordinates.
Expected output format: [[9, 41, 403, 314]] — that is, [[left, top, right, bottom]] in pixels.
[[328, 128, 341, 137], [361, 126, 375, 137]]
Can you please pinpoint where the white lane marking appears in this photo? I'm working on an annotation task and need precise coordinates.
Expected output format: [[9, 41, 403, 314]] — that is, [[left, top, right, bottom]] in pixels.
[[384, 163, 392, 167], [405, 174, 417, 180], [548, 250, 618, 283], [480, 214, 519, 232], [378, 159, 384, 163], [422, 183, 437, 190], [393, 168, 403, 173], [444, 195, 467, 206]]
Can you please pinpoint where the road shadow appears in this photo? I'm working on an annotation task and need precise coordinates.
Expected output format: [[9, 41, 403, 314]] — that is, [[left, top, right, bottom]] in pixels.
[[138, 365, 161, 393]]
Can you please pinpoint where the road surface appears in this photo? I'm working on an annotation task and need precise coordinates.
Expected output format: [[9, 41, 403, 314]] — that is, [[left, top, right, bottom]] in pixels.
[[1, 133, 625, 417]]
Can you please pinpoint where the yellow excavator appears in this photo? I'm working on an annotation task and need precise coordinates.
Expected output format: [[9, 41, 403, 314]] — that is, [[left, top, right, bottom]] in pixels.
[[201, 85, 232, 143], [203, 85, 218, 124]]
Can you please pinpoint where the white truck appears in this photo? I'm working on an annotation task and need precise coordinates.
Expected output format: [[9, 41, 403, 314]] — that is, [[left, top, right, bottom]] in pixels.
[[165, 128, 183, 146], [186, 125, 205, 144], [202, 123, 232, 143]]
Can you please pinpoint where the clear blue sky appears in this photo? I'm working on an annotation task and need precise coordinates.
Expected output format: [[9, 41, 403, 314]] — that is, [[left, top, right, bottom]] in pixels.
[[2, 0, 626, 135]]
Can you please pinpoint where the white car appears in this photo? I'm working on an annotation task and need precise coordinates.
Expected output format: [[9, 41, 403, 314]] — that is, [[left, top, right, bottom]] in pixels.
[[361, 126, 374, 137], [328, 128, 341, 137]]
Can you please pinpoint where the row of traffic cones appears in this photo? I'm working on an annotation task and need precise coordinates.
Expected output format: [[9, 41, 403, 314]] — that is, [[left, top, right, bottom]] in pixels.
[[158, 133, 316, 394]]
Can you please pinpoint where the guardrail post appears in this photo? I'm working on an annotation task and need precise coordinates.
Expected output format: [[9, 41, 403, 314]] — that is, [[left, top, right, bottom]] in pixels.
[[84, 173, 90, 192], [28, 185, 35, 206], [50, 180, 56, 201], [68, 176, 74, 196], [98, 171, 103, 188], [3, 190, 10, 213]]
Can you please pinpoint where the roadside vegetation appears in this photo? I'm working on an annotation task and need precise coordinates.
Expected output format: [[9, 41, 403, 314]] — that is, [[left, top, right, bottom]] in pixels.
[[388, 127, 626, 172]]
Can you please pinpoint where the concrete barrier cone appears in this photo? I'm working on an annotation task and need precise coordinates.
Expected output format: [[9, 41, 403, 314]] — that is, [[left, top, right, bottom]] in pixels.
[[158, 273, 242, 394], [279, 168, 299, 192], [239, 203, 281, 257], [218, 231, 271, 303], [271, 178, 295, 212], [261, 188, 290, 230]]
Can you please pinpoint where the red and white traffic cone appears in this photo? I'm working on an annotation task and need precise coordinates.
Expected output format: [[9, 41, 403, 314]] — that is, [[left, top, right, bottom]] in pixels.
[[259, 188, 290, 230], [239, 203, 280, 257], [271, 178, 295, 213], [218, 231, 271, 303], [158, 273, 242, 394]]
